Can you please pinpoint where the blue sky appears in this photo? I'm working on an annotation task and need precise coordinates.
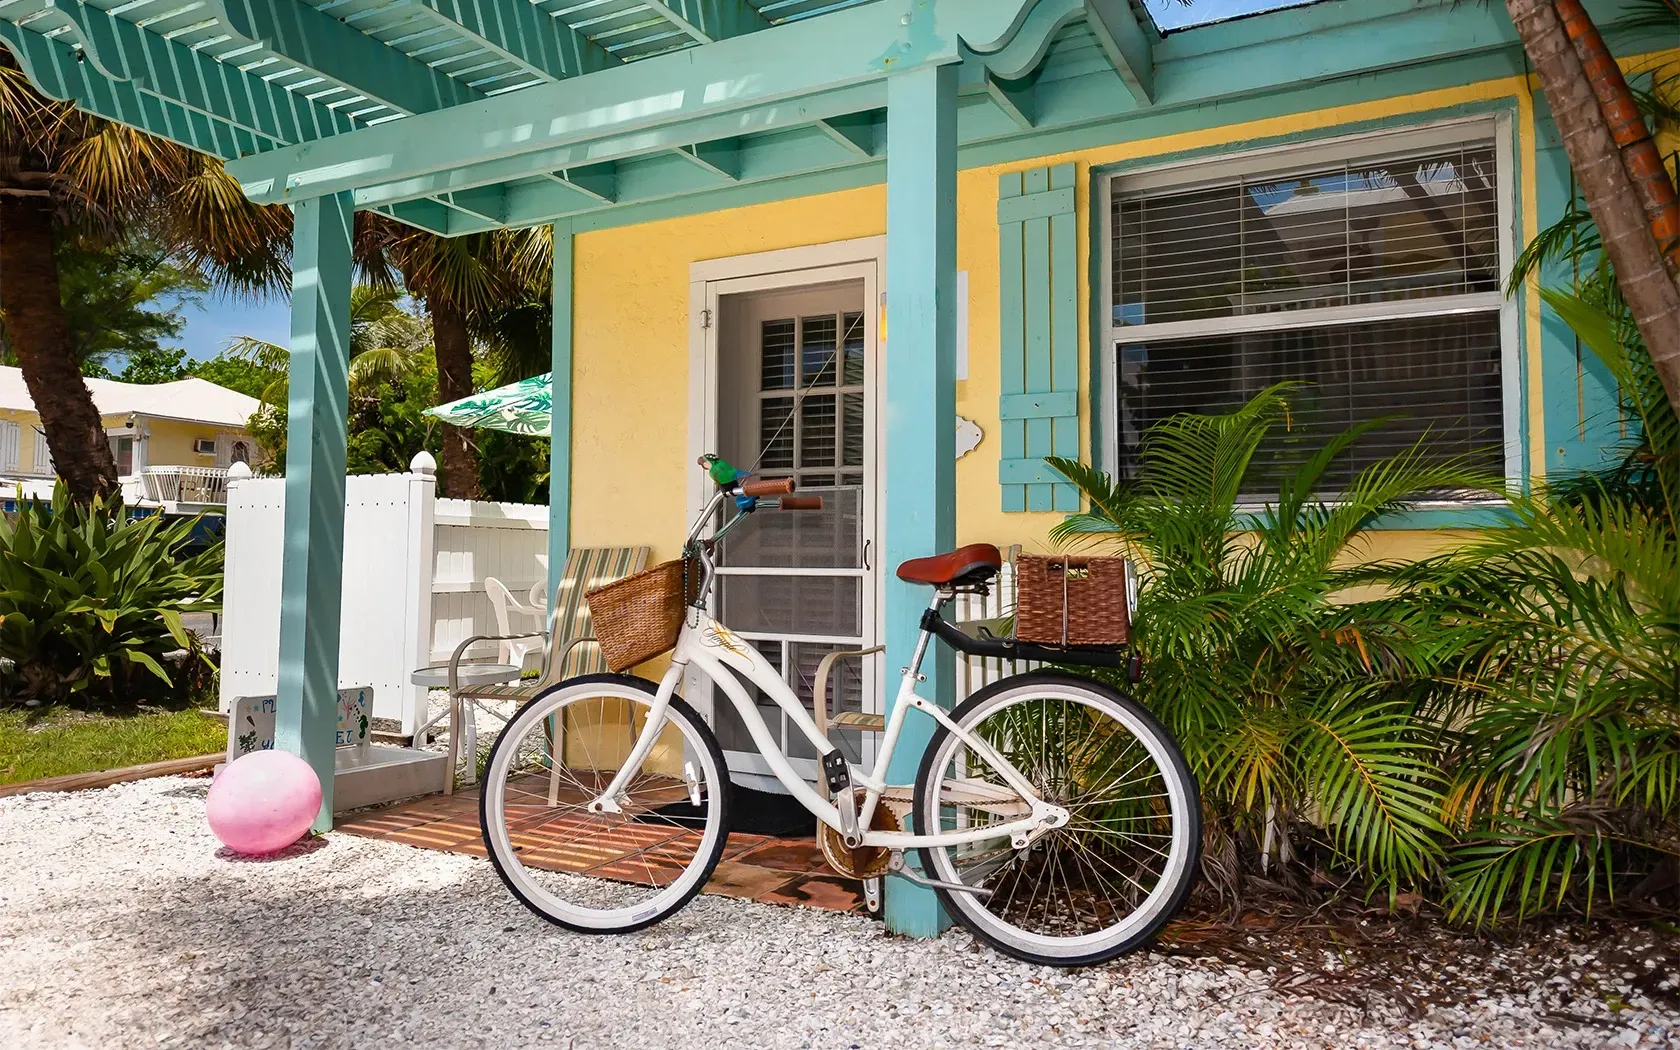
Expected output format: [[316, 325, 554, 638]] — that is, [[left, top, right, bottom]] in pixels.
[[1142, 0, 1321, 31], [177, 291, 290, 362], [171, 0, 1318, 363]]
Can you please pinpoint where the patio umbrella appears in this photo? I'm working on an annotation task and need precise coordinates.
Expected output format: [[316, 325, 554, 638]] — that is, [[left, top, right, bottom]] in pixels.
[[426, 373, 553, 436]]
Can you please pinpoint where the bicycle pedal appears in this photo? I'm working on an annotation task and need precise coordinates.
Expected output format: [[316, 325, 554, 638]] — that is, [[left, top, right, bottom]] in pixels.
[[822, 751, 862, 847], [820, 750, 851, 798]]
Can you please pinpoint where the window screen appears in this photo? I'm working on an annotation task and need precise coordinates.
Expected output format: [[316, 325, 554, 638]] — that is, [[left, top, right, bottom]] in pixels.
[[1109, 135, 1508, 490]]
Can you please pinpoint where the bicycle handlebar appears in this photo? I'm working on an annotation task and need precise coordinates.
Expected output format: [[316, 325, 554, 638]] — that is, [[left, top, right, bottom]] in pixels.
[[740, 477, 795, 496], [777, 496, 824, 511]]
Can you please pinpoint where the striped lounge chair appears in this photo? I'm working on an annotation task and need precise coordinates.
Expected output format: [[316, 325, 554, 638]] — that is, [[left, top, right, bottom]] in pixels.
[[440, 546, 648, 791]]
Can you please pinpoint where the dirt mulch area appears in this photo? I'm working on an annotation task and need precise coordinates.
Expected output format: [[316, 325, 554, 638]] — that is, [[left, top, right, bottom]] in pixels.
[[1157, 884, 1678, 1027]]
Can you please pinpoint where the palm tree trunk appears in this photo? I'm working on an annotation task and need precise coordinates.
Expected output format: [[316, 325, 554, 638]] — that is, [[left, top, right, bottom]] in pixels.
[[1554, 0, 1680, 273], [431, 299, 481, 501], [0, 195, 119, 504], [1506, 0, 1680, 417]]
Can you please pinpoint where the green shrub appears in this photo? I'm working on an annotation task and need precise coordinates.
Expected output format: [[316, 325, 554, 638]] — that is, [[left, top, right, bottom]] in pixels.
[[0, 487, 222, 708], [1047, 386, 1499, 899], [1416, 287, 1680, 925]]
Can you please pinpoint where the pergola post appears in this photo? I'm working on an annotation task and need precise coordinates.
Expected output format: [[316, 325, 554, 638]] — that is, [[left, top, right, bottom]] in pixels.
[[274, 191, 355, 832], [881, 62, 959, 938], [547, 220, 575, 601]]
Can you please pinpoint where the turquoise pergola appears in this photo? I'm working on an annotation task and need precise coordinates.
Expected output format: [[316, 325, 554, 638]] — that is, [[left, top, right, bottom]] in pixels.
[[1, 0, 1651, 936]]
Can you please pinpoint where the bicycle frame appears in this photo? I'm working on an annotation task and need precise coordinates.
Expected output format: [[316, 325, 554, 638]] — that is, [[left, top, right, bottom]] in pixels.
[[589, 604, 1064, 850], [585, 481, 1067, 851]]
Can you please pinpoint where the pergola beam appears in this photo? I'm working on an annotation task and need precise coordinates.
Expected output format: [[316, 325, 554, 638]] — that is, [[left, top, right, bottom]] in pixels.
[[642, 0, 875, 157], [0, 21, 256, 159], [1084, 0, 1153, 105], [206, 0, 478, 115], [343, 80, 886, 210], [39, 0, 362, 144], [958, 62, 1034, 130], [550, 164, 618, 203], [674, 141, 741, 181], [224, 0, 1036, 203], [411, 0, 615, 82], [642, 0, 763, 44]]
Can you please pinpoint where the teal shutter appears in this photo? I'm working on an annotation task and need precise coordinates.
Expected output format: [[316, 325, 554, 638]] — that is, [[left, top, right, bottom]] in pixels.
[[997, 163, 1079, 512]]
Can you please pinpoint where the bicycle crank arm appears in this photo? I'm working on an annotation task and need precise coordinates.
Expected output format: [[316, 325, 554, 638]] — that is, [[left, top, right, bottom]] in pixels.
[[887, 853, 992, 897]]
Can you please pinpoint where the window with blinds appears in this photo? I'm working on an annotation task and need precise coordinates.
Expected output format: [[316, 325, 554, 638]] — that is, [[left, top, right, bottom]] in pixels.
[[756, 311, 867, 490], [1108, 129, 1509, 492]]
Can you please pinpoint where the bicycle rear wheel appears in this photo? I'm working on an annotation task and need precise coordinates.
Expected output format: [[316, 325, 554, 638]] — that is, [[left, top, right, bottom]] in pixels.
[[913, 672, 1200, 967], [480, 674, 729, 933]]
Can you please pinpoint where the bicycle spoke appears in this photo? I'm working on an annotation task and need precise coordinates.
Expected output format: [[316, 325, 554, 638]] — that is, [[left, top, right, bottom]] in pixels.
[[485, 686, 724, 925], [920, 683, 1196, 963]]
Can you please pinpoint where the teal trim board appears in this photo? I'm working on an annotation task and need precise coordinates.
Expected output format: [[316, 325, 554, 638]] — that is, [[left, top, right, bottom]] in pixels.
[[997, 162, 1079, 512], [274, 192, 355, 832], [882, 63, 959, 940], [548, 221, 575, 605], [1532, 97, 1627, 479]]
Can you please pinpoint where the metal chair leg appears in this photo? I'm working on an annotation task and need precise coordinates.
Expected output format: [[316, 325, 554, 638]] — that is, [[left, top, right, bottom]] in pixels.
[[443, 693, 459, 796]]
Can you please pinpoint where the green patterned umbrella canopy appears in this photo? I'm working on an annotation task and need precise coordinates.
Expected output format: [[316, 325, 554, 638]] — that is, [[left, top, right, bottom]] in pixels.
[[426, 373, 553, 436]]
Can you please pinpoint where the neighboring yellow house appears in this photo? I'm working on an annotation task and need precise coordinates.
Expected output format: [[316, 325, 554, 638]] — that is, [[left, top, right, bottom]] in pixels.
[[0, 365, 260, 510]]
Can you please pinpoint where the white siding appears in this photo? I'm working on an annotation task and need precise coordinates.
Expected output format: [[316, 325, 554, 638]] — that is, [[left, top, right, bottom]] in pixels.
[[32, 429, 51, 475], [0, 421, 19, 472]]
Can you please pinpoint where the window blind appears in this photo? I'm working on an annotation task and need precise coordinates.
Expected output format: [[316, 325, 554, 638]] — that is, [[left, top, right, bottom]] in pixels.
[[1113, 141, 1501, 326], [1109, 135, 1507, 489]]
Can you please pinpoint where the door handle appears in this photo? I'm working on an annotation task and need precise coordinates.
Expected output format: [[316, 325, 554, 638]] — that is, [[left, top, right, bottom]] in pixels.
[[862, 540, 871, 571]]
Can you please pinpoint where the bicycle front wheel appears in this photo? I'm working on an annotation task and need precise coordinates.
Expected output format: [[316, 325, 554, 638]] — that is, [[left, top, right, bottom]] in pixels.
[[913, 672, 1200, 967], [480, 674, 730, 934]]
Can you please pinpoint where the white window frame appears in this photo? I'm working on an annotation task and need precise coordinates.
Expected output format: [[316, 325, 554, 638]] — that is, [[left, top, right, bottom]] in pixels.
[[1097, 115, 1522, 496]]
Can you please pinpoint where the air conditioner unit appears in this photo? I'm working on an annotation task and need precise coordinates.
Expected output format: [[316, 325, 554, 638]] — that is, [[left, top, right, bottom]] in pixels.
[[194, 438, 217, 455]]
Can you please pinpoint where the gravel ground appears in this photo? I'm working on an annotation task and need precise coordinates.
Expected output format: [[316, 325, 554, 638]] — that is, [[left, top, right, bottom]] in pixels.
[[1, 777, 1675, 1050]]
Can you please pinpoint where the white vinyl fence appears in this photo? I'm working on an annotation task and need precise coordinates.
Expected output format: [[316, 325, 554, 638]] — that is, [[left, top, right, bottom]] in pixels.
[[218, 460, 548, 737]]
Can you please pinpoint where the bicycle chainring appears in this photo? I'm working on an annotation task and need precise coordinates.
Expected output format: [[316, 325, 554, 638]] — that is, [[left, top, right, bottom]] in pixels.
[[819, 788, 900, 881]]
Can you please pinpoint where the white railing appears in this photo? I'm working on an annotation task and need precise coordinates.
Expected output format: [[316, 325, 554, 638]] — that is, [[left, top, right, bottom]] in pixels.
[[141, 465, 230, 505], [953, 559, 1035, 700]]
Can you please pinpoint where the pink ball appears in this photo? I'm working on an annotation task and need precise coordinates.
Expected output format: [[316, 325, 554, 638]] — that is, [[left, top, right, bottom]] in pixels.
[[206, 750, 323, 855]]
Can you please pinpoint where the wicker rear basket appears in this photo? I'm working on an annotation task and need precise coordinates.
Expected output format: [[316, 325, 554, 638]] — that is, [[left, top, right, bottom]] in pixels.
[[1014, 555, 1131, 648], [586, 559, 695, 672]]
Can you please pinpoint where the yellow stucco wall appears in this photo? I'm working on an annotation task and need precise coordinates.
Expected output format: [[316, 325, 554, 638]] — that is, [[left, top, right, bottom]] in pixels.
[[0, 407, 240, 475], [145, 419, 231, 467], [0, 408, 46, 473], [566, 58, 1664, 568]]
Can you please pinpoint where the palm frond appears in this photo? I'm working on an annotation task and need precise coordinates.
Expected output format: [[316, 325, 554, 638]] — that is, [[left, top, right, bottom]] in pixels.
[[1443, 809, 1630, 927], [1296, 695, 1447, 890], [1507, 201, 1599, 293]]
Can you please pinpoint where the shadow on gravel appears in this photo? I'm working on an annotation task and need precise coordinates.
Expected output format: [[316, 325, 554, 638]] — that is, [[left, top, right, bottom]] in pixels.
[[213, 836, 329, 863], [69, 848, 668, 1048]]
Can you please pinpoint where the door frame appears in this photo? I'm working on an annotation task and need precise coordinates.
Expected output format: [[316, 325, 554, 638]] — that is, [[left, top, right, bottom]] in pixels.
[[687, 237, 886, 785]]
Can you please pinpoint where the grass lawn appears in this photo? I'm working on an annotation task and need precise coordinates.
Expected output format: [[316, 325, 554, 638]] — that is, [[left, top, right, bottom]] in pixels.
[[0, 706, 226, 786]]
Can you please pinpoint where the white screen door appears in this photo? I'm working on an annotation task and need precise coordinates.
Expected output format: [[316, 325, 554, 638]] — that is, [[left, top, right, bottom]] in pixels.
[[700, 271, 879, 785]]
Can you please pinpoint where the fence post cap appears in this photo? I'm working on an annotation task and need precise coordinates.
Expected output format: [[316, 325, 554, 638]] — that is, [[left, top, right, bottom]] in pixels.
[[409, 451, 438, 475], [227, 461, 253, 479]]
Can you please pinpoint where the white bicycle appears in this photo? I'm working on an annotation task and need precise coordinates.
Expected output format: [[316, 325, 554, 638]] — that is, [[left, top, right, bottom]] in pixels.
[[480, 458, 1201, 967]]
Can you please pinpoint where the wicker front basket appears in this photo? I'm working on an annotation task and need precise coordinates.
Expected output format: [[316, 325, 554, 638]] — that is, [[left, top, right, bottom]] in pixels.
[[586, 559, 694, 672], [1014, 555, 1131, 648]]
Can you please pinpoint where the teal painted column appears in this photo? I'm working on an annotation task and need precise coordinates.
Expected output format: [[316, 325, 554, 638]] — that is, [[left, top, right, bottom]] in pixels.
[[274, 191, 355, 832], [547, 220, 575, 601], [882, 62, 959, 938]]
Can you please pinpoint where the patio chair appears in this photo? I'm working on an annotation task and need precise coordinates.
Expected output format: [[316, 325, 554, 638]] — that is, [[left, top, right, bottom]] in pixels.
[[484, 576, 546, 671], [429, 546, 649, 788]]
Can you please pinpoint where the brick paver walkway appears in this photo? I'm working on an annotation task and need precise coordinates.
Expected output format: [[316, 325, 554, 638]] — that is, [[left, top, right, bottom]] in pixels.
[[336, 787, 865, 914]]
